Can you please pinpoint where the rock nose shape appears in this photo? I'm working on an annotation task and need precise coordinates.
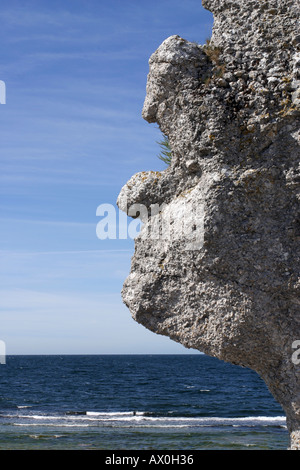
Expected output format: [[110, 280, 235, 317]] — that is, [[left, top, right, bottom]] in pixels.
[[142, 35, 210, 131], [117, 0, 300, 450]]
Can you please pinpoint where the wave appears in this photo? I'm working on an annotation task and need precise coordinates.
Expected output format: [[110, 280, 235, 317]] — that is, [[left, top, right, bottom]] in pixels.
[[1, 410, 287, 429], [183, 386, 210, 392], [86, 411, 144, 417], [82, 411, 286, 425], [15, 423, 91, 428]]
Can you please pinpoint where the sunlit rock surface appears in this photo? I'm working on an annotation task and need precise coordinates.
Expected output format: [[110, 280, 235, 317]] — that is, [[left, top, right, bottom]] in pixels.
[[117, 0, 300, 449]]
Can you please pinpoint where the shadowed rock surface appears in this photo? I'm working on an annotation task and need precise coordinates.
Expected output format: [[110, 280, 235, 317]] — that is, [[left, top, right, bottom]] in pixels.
[[117, 0, 300, 449]]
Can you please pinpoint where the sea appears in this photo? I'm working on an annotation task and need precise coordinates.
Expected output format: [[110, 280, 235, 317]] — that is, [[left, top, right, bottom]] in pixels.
[[0, 354, 289, 451]]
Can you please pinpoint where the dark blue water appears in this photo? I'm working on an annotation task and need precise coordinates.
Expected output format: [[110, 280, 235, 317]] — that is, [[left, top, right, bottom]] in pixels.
[[0, 355, 288, 450]]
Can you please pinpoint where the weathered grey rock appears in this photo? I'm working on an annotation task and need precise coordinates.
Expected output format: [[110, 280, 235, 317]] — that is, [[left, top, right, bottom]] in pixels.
[[117, 0, 300, 449]]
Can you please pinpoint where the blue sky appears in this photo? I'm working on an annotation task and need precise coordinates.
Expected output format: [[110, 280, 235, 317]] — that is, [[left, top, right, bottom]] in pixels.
[[0, 0, 213, 354]]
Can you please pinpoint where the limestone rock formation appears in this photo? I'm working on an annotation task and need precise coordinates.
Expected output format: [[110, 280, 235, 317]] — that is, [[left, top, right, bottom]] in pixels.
[[117, 0, 300, 449]]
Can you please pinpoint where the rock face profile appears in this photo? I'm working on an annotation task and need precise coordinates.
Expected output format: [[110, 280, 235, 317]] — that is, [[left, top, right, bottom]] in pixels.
[[117, 0, 300, 449]]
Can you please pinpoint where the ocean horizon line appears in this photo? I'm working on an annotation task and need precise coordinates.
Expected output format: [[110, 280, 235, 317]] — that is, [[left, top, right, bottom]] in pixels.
[[5, 352, 204, 356]]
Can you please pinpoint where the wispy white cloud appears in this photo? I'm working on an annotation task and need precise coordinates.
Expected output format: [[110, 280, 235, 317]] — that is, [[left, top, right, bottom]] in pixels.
[[0, 7, 106, 28], [0, 217, 96, 227], [0, 287, 185, 355], [0, 287, 127, 353], [0, 244, 133, 290], [0, 0, 212, 354], [0, 249, 132, 255], [0, 288, 118, 313]]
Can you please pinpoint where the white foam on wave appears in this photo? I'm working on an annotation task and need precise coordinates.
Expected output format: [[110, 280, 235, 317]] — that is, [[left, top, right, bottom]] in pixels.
[[14, 423, 90, 428], [16, 414, 68, 421], [86, 411, 144, 417], [71, 413, 287, 428], [5, 411, 287, 429]]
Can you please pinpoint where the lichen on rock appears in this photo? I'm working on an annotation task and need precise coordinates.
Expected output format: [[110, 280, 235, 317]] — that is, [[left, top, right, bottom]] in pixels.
[[117, 0, 300, 449]]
